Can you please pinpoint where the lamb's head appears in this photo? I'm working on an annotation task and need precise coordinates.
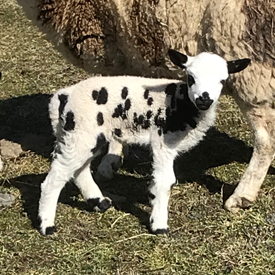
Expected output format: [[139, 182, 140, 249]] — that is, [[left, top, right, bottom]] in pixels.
[[168, 49, 251, 110]]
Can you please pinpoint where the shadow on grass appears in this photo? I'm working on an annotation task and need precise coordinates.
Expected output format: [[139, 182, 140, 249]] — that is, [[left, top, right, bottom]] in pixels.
[[0, 93, 261, 231], [0, 171, 151, 230], [0, 93, 53, 158]]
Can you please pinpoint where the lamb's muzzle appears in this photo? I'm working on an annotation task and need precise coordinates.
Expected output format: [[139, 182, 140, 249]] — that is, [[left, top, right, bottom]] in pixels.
[[195, 92, 213, 110]]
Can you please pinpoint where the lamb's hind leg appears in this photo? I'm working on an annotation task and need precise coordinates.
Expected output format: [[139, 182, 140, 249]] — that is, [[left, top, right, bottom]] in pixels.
[[225, 105, 275, 212], [38, 156, 81, 236], [74, 162, 111, 212], [97, 141, 127, 180], [39, 134, 110, 235]]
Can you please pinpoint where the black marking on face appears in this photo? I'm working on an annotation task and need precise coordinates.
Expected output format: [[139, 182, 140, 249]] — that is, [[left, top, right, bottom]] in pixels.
[[64, 111, 75, 131], [187, 74, 195, 87], [112, 104, 124, 118], [147, 97, 154, 106], [96, 88, 108, 104], [97, 112, 104, 126], [165, 83, 177, 95], [165, 85, 199, 131], [92, 90, 99, 100], [124, 98, 131, 111], [121, 87, 129, 99], [146, 83, 200, 134], [144, 89, 149, 99], [179, 84, 188, 95], [114, 128, 122, 137], [58, 94, 68, 118], [91, 133, 107, 154]]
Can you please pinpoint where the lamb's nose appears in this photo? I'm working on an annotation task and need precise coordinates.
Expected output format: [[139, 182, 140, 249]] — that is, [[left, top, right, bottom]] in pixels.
[[202, 92, 210, 100]]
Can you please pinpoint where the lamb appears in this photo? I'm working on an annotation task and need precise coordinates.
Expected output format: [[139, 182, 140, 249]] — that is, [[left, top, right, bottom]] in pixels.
[[38, 49, 250, 235]]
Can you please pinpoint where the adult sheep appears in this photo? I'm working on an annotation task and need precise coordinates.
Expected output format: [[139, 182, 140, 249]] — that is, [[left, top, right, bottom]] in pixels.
[[35, 0, 275, 212]]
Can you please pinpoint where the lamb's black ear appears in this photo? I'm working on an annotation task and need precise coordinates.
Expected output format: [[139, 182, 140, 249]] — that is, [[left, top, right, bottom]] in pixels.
[[168, 49, 188, 69], [227, 58, 251, 74]]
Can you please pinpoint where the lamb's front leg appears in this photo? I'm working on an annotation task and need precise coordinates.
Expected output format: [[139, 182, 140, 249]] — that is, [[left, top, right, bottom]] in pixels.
[[149, 149, 177, 234], [225, 105, 275, 212]]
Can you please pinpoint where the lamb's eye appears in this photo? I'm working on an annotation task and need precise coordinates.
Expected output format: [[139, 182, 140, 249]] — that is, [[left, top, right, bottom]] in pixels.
[[187, 74, 195, 87], [220, 80, 226, 85]]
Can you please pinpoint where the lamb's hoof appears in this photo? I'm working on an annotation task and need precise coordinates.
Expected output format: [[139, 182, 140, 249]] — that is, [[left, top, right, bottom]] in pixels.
[[45, 226, 57, 236], [37, 216, 57, 236], [87, 197, 112, 212], [224, 195, 253, 213], [151, 228, 168, 235]]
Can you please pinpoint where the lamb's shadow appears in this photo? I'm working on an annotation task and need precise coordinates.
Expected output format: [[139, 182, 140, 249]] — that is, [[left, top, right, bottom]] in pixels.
[[0, 93, 262, 232], [1, 171, 151, 230], [2, 127, 254, 231], [121, 127, 254, 193], [0, 93, 53, 157]]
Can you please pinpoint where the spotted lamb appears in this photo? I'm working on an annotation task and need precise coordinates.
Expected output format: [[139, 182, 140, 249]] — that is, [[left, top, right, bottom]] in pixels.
[[38, 50, 250, 236]]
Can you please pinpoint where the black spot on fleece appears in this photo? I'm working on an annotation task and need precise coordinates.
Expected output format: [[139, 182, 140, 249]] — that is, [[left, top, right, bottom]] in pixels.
[[92, 88, 108, 105]]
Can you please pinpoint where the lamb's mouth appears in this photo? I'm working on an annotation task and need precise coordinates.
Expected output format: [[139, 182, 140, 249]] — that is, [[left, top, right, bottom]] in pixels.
[[195, 97, 213, 110]]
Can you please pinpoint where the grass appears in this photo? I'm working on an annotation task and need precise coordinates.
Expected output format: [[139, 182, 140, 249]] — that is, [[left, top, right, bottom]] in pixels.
[[0, 1, 275, 274]]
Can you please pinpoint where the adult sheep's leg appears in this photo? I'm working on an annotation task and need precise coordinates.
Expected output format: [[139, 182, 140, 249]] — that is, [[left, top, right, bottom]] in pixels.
[[74, 162, 111, 212], [97, 141, 126, 180], [0, 157, 2, 171], [149, 148, 177, 234], [225, 105, 275, 212]]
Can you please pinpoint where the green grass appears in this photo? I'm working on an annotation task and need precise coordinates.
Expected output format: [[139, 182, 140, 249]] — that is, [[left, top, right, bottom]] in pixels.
[[0, 1, 275, 274]]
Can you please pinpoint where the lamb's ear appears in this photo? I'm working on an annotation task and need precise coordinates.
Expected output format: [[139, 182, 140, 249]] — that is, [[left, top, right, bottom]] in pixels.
[[168, 49, 188, 69], [227, 58, 251, 74]]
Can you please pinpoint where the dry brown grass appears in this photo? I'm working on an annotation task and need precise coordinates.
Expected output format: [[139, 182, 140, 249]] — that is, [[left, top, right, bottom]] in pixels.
[[0, 1, 275, 274]]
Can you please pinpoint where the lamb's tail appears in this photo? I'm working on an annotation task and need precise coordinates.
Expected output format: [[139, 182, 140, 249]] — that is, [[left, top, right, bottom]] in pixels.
[[48, 89, 68, 137]]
